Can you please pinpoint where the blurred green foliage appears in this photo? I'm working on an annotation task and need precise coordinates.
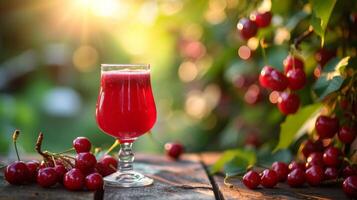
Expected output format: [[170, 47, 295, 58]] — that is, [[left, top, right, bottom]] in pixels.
[[0, 0, 356, 159]]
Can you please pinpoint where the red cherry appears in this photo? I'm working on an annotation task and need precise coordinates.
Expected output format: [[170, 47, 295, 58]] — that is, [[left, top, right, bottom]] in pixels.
[[287, 168, 305, 187], [324, 167, 338, 180], [305, 165, 324, 186], [39, 160, 54, 169], [286, 68, 306, 90], [300, 139, 324, 158], [277, 92, 300, 115], [96, 155, 118, 177], [85, 173, 103, 191], [340, 97, 350, 110], [244, 131, 261, 148], [26, 160, 40, 182], [237, 18, 258, 40], [271, 162, 289, 182], [75, 152, 97, 174], [165, 142, 184, 160], [37, 167, 58, 188], [250, 11, 272, 28], [323, 146, 342, 167], [306, 152, 324, 168], [343, 165, 357, 178], [288, 161, 305, 172], [283, 55, 304, 74], [343, 176, 357, 198], [315, 115, 339, 139], [54, 164, 67, 183], [259, 66, 288, 91], [73, 137, 92, 153], [5, 161, 29, 185], [315, 48, 336, 67], [260, 169, 278, 188], [63, 168, 84, 191], [242, 170, 260, 189], [338, 125, 356, 144]]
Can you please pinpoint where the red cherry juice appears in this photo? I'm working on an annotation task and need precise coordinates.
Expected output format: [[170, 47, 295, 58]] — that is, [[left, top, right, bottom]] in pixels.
[[96, 70, 156, 143]]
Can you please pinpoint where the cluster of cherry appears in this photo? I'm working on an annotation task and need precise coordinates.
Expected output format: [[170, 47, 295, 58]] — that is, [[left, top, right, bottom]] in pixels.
[[242, 113, 357, 197], [4, 135, 117, 191], [258, 46, 337, 115], [237, 11, 272, 40]]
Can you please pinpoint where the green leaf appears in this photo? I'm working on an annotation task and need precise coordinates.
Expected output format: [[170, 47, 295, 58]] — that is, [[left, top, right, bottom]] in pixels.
[[210, 149, 256, 175], [313, 57, 350, 100], [309, 0, 337, 46], [274, 103, 323, 152], [224, 157, 248, 177], [257, 149, 292, 166]]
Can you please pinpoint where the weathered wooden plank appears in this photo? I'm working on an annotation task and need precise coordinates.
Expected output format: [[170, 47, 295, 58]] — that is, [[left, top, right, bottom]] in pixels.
[[103, 153, 215, 200], [0, 170, 100, 200], [200, 152, 348, 200]]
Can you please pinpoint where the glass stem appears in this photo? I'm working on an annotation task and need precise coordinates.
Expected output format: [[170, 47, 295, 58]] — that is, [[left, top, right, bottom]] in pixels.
[[118, 143, 134, 172]]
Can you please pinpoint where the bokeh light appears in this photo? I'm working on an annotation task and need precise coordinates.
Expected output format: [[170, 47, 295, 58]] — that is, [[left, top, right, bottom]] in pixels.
[[178, 61, 198, 82], [238, 45, 251, 60], [72, 45, 98, 72]]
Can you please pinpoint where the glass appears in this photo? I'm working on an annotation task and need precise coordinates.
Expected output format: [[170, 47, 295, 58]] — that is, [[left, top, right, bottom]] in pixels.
[[95, 64, 157, 187]]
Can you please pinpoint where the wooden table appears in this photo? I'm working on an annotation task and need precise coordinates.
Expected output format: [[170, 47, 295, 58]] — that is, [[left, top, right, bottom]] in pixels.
[[0, 153, 348, 200]]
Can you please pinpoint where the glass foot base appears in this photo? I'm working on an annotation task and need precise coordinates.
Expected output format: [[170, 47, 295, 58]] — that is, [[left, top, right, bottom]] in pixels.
[[104, 171, 153, 187]]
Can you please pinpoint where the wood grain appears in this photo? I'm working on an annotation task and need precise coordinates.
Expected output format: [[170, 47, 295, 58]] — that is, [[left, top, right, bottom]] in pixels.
[[103, 153, 215, 200]]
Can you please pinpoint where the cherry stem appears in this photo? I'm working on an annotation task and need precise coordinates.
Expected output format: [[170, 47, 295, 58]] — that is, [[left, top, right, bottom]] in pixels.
[[56, 148, 75, 155], [223, 176, 234, 188], [293, 26, 314, 50], [12, 130, 21, 161], [260, 38, 268, 65], [35, 132, 46, 157], [105, 140, 120, 155]]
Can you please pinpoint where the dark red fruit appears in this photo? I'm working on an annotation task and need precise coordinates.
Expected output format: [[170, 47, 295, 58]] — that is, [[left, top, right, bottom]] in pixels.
[[5, 161, 29, 185], [37, 167, 58, 188], [277, 92, 300, 115], [301, 139, 324, 158], [305, 165, 324, 186], [323, 147, 342, 167], [343, 165, 357, 178], [287, 168, 305, 187], [324, 167, 338, 180], [75, 152, 97, 174], [85, 173, 103, 191], [315, 48, 336, 67], [165, 142, 184, 159], [315, 115, 339, 139], [39, 160, 54, 169], [271, 162, 289, 182], [73, 137, 92, 153], [63, 168, 84, 191], [259, 66, 288, 91], [251, 11, 272, 28], [288, 161, 305, 172], [237, 18, 258, 40], [54, 164, 67, 182], [242, 170, 260, 189], [260, 169, 278, 188], [96, 155, 118, 177], [343, 176, 357, 198], [244, 132, 261, 148], [283, 55, 304, 74], [286, 68, 306, 90], [338, 125, 356, 144], [26, 160, 40, 182], [306, 152, 324, 168]]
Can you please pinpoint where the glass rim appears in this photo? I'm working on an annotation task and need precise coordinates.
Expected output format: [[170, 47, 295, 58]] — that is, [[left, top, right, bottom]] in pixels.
[[101, 64, 150, 69]]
